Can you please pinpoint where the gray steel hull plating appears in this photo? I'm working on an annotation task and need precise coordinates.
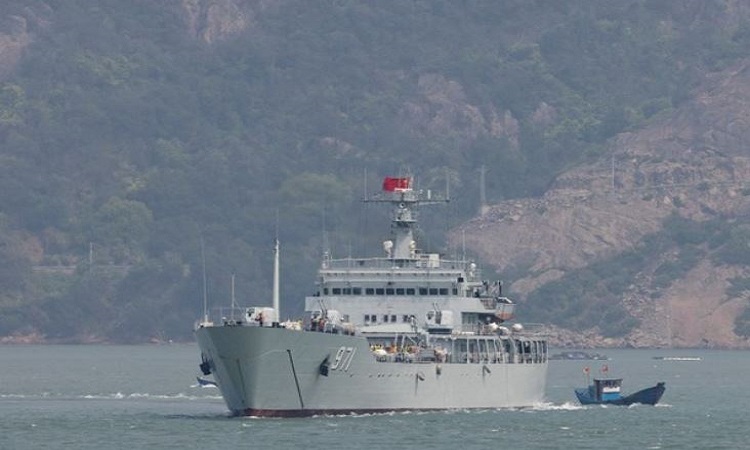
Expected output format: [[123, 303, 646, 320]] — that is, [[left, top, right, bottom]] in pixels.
[[196, 326, 548, 417]]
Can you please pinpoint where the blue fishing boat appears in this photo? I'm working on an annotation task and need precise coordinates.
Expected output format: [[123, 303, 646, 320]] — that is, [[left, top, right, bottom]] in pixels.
[[575, 366, 665, 405]]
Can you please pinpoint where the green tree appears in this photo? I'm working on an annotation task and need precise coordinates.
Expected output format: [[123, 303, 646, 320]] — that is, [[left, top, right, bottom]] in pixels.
[[88, 197, 153, 264], [0, 83, 25, 128]]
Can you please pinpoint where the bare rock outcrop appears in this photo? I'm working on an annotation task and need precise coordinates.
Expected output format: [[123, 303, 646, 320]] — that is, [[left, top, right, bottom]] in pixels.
[[178, 0, 279, 43], [0, 16, 31, 80], [0, 3, 52, 80], [399, 73, 522, 153], [454, 59, 750, 348]]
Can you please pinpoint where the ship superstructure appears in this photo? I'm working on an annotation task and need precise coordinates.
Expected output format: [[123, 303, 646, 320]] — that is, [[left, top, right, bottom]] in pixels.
[[195, 176, 548, 417]]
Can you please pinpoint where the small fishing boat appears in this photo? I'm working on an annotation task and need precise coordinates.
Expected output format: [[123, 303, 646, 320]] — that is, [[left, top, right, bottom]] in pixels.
[[575, 366, 665, 405]]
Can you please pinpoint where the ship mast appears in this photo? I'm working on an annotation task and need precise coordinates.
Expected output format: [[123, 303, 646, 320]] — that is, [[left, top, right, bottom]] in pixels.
[[366, 176, 449, 260], [273, 239, 280, 326]]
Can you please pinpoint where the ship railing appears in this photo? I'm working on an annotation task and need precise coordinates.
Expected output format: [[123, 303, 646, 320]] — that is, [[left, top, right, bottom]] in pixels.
[[370, 342, 551, 365], [372, 348, 514, 365], [456, 322, 547, 338], [512, 323, 548, 338], [458, 324, 496, 336], [372, 349, 444, 364], [453, 352, 509, 364], [200, 306, 259, 327], [458, 323, 510, 336], [323, 256, 480, 274]]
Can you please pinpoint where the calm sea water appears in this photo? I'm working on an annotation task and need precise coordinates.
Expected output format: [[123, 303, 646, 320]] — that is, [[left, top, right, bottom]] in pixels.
[[0, 344, 747, 449]]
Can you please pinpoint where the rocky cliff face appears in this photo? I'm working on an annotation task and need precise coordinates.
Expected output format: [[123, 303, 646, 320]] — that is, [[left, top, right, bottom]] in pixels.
[[399, 73, 522, 152], [0, 0, 270, 78], [452, 60, 750, 349], [0, 5, 51, 80], [178, 0, 279, 43], [0, 16, 28, 80]]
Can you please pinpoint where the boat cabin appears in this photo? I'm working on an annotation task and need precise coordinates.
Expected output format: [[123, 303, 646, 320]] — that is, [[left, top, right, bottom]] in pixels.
[[593, 378, 623, 402]]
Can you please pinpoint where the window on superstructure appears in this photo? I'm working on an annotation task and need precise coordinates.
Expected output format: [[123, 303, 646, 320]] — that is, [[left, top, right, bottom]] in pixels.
[[390, 315, 397, 323], [383, 315, 389, 323], [323, 288, 329, 295], [419, 288, 428, 295], [386, 288, 395, 295], [439, 288, 449, 295], [429, 288, 438, 295], [402, 315, 410, 322], [456, 339, 467, 362], [332, 288, 342, 295], [406, 288, 415, 295], [343, 288, 351, 295], [365, 288, 375, 295], [353, 287, 362, 295], [376, 288, 385, 295], [396, 288, 405, 295]]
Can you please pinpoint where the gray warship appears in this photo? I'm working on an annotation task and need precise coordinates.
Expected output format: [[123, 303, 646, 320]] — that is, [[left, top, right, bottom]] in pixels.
[[195, 176, 548, 417]]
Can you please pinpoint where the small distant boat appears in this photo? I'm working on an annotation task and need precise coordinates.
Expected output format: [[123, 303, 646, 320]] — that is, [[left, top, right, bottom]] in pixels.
[[652, 356, 701, 361], [575, 365, 665, 406], [549, 351, 609, 361], [196, 376, 218, 387]]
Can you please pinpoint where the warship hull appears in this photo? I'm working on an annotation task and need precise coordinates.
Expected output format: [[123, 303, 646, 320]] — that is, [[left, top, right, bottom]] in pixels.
[[196, 326, 547, 417]]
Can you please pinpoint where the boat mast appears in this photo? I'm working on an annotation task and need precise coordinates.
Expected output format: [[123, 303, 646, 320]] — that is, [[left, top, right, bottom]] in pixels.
[[273, 239, 280, 325]]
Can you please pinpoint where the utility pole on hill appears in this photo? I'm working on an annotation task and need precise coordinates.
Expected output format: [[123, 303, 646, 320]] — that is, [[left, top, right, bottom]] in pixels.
[[479, 165, 488, 216]]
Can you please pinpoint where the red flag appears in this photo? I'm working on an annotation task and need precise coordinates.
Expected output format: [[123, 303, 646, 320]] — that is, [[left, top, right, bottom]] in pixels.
[[382, 177, 410, 191]]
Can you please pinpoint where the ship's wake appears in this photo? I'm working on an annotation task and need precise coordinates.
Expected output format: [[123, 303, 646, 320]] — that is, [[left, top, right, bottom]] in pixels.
[[190, 382, 218, 389], [526, 401, 586, 411]]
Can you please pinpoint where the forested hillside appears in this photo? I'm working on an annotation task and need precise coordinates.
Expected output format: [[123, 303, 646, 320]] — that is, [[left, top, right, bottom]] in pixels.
[[1, 0, 749, 343]]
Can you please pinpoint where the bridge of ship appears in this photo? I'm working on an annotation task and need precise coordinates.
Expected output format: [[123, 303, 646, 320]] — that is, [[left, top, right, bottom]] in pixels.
[[309, 255, 514, 328]]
